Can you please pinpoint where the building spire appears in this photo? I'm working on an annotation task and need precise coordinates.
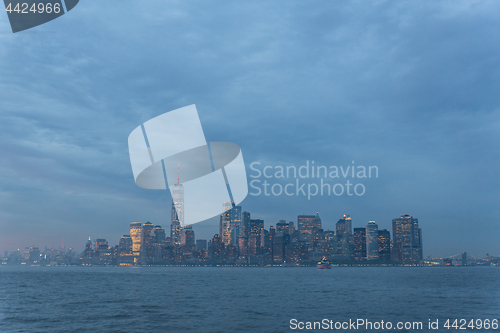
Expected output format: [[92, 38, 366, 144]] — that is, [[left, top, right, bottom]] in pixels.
[[88, 232, 91, 241], [177, 163, 180, 185]]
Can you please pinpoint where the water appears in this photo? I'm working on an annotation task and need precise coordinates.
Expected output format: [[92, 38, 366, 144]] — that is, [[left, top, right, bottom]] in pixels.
[[0, 266, 498, 332]]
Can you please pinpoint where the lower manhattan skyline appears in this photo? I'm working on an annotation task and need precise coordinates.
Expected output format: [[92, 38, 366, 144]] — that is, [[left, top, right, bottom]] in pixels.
[[3, 203, 497, 265]]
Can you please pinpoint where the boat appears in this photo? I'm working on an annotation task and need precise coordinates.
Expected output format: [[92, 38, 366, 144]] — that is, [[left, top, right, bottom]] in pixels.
[[317, 257, 332, 269]]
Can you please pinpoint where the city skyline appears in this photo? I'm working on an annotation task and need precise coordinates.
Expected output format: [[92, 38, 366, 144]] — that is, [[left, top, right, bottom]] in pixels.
[[4, 208, 497, 267], [3, 207, 497, 262]]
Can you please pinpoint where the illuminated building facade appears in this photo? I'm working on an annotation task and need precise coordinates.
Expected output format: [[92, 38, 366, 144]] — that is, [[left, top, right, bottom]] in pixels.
[[276, 220, 289, 234], [209, 234, 224, 261], [377, 229, 391, 261], [297, 213, 322, 245], [353, 227, 366, 261], [366, 221, 379, 260], [336, 214, 352, 259], [230, 205, 242, 245], [391, 214, 422, 264], [181, 225, 195, 258], [142, 222, 154, 262], [130, 222, 142, 264], [220, 201, 233, 246], [171, 183, 184, 226], [170, 200, 182, 247], [118, 235, 134, 265]]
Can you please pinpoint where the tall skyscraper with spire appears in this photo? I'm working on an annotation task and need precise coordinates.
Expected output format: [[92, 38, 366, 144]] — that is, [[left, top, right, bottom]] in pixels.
[[220, 201, 233, 246], [171, 164, 184, 247]]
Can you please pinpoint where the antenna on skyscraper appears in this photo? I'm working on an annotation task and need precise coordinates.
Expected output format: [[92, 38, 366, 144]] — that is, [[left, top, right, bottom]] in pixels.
[[177, 163, 180, 185]]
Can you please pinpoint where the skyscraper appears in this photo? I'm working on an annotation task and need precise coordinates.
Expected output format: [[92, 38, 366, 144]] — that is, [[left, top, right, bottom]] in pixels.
[[377, 229, 391, 261], [118, 235, 134, 265], [242, 211, 251, 241], [170, 200, 181, 247], [130, 222, 142, 264], [170, 170, 184, 247], [248, 219, 264, 256], [181, 225, 195, 257], [220, 201, 233, 246], [276, 220, 289, 234], [152, 225, 166, 263], [297, 213, 322, 244], [353, 227, 366, 261], [94, 239, 109, 252], [171, 177, 184, 226], [153, 225, 166, 244], [241, 211, 251, 255], [391, 214, 423, 264], [210, 234, 224, 261], [142, 221, 154, 263], [366, 221, 379, 260], [336, 214, 352, 259], [230, 205, 242, 245]]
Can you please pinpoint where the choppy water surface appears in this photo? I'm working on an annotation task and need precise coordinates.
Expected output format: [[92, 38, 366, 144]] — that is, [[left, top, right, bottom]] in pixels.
[[0, 266, 498, 332]]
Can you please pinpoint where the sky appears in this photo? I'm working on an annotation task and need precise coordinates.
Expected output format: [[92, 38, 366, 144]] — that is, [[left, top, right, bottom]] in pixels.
[[0, 0, 499, 258]]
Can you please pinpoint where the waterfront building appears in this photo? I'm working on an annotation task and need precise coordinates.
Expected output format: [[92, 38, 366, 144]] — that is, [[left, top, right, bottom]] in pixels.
[[220, 201, 233, 246], [391, 214, 423, 263], [377, 229, 391, 261], [142, 222, 154, 262], [366, 221, 379, 260], [230, 205, 242, 245], [297, 213, 322, 245], [130, 222, 142, 264], [209, 234, 224, 262], [336, 214, 352, 259], [181, 225, 195, 258], [242, 211, 251, 240], [118, 235, 134, 265], [353, 227, 366, 261]]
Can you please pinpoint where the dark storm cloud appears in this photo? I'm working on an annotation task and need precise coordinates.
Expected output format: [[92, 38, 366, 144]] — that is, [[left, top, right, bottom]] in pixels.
[[0, 0, 498, 257]]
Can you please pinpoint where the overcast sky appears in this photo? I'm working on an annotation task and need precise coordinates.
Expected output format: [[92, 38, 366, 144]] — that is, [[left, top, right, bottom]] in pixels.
[[0, 0, 499, 258]]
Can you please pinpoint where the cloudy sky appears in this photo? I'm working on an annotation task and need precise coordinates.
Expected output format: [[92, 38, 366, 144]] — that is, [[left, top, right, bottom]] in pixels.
[[0, 0, 498, 258]]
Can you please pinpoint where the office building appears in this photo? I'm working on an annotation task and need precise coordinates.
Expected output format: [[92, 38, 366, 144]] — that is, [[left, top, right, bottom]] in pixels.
[[130, 222, 142, 264], [353, 227, 366, 261], [392, 214, 423, 264], [118, 235, 134, 265], [181, 225, 195, 257], [220, 201, 233, 246], [366, 221, 379, 260], [230, 205, 242, 244], [377, 229, 391, 261], [336, 214, 352, 259], [276, 220, 289, 234], [297, 213, 322, 244], [142, 221, 154, 262]]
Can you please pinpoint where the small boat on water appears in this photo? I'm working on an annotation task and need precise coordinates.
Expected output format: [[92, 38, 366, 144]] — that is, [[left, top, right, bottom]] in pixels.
[[317, 258, 332, 269]]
